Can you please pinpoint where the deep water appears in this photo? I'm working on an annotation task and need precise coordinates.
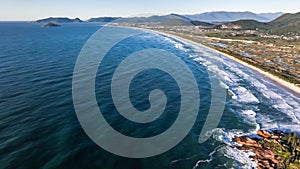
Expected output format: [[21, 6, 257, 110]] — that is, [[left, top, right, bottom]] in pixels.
[[0, 22, 299, 169]]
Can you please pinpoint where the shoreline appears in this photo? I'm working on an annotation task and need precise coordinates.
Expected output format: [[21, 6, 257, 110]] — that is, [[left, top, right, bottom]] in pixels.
[[143, 28, 300, 95]]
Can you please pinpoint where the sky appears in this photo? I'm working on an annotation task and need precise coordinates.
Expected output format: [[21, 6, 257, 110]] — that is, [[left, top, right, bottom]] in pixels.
[[1, 0, 300, 21]]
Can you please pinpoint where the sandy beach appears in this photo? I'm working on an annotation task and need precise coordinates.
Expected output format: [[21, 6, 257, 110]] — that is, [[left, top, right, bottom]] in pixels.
[[145, 29, 300, 95]]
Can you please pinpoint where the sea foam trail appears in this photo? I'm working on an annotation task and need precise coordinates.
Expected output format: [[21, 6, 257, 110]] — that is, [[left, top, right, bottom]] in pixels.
[[161, 33, 300, 168], [163, 36, 188, 52], [160, 33, 300, 132], [221, 55, 300, 118], [211, 128, 257, 169], [199, 46, 299, 129], [192, 146, 220, 169]]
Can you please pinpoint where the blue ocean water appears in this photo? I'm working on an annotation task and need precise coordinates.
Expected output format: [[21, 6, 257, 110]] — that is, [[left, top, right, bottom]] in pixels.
[[0, 22, 299, 169]]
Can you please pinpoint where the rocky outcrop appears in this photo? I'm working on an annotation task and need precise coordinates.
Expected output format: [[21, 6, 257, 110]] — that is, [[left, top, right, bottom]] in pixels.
[[232, 130, 300, 169], [233, 136, 261, 148], [257, 130, 279, 139], [43, 22, 60, 27]]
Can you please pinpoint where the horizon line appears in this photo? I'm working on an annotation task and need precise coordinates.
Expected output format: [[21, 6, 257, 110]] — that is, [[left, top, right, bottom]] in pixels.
[[0, 10, 293, 22]]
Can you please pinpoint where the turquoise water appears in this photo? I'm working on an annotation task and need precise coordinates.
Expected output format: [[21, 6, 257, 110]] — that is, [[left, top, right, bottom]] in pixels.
[[0, 22, 299, 169]]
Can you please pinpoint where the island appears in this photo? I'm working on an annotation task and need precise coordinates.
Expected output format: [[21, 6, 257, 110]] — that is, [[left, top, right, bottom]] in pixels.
[[42, 22, 60, 27], [36, 17, 83, 23]]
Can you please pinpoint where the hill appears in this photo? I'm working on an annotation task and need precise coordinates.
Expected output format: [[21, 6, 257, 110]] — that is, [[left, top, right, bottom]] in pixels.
[[269, 12, 300, 34], [185, 11, 283, 23], [269, 12, 300, 26], [36, 17, 83, 23], [222, 12, 300, 34], [87, 17, 120, 22], [191, 21, 215, 27], [115, 14, 194, 26], [229, 20, 270, 30]]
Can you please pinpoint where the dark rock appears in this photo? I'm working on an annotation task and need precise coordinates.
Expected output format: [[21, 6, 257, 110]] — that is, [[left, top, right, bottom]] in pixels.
[[232, 130, 300, 169], [43, 22, 60, 27]]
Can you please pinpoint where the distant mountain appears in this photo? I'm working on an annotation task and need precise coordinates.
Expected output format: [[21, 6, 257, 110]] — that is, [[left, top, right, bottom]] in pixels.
[[185, 11, 283, 23], [87, 17, 120, 22], [221, 12, 300, 34], [258, 12, 284, 21], [35, 14, 194, 26], [116, 14, 194, 26], [36, 17, 83, 23]]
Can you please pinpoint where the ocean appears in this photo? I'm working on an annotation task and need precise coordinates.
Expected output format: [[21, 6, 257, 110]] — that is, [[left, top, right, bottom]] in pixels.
[[0, 22, 299, 169]]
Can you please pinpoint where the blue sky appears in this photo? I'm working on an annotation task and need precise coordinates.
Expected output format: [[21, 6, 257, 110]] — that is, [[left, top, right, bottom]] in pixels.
[[1, 0, 300, 21]]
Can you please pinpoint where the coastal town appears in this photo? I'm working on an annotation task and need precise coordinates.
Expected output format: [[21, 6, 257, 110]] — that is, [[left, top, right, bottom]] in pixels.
[[113, 22, 300, 87]]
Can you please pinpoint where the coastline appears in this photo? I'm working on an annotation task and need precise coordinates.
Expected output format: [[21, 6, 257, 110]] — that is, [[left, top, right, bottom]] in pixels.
[[143, 28, 300, 95], [128, 27, 300, 168]]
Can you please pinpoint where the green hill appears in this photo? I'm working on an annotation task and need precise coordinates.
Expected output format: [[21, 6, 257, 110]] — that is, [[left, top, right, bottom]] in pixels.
[[191, 21, 215, 27], [269, 12, 300, 27], [270, 22, 300, 35], [87, 17, 120, 22], [230, 20, 269, 30], [223, 12, 300, 34], [269, 12, 300, 34]]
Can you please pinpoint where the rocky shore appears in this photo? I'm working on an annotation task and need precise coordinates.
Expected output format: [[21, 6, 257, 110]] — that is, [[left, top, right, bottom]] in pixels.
[[232, 130, 300, 169]]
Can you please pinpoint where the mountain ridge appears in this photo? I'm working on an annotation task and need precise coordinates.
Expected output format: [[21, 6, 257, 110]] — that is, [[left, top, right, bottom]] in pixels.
[[35, 11, 284, 24], [35, 12, 300, 34], [87, 17, 120, 22], [185, 11, 284, 23]]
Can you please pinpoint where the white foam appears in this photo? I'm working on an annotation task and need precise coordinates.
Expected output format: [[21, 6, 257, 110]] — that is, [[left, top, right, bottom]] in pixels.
[[276, 124, 300, 132], [232, 86, 259, 103], [211, 128, 258, 169], [163, 36, 188, 52], [189, 54, 196, 58], [222, 55, 300, 124], [160, 33, 300, 168], [219, 81, 229, 89], [256, 114, 300, 132], [212, 128, 245, 146], [211, 49, 300, 126], [228, 89, 237, 100], [193, 57, 204, 63], [255, 114, 279, 129], [222, 75, 233, 83], [192, 146, 219, 169], [239, 110, 257, 125], [223, 146, 257, 169]]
